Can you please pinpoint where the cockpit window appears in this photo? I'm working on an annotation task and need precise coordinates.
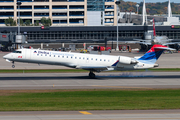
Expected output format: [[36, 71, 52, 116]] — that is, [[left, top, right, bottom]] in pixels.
[[13, 51, 22, 53]]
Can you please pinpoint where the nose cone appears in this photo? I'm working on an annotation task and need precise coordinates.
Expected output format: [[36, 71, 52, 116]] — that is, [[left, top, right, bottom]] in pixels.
[[3, 54, 11, 59]]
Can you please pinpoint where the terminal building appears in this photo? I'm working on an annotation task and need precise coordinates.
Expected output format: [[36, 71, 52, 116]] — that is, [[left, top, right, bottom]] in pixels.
[[0, 25, 180, 43]]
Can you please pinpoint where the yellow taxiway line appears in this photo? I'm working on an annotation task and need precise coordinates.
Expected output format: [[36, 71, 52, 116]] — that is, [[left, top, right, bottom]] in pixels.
[[79, 111, 92, 115]]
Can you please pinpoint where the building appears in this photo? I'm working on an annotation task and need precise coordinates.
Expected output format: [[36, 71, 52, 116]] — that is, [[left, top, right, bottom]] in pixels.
[[0, 0, 117, 26], [1, 25, 180, 43]]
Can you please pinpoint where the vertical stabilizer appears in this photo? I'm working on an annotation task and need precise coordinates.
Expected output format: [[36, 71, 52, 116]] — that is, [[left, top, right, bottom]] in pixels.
[[168, 0, 172, 17], [153, 18, 156, 36], [142, 0, 147, 25], [138, 44, 170, 64]]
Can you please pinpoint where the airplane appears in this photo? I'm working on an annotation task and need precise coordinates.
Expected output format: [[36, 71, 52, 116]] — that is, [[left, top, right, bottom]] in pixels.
[[126, 18, 180, 51], [3, 44, 174, 78]]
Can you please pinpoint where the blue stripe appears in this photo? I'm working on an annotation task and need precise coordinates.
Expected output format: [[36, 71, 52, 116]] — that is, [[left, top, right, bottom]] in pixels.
[[112, 60, 119, 66], [138, 50, 164, 64]]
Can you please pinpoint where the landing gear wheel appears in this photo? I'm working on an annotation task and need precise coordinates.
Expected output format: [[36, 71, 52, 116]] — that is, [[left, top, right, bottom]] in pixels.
[[89, 72, 95, 79], [12, 61, 15, 68]]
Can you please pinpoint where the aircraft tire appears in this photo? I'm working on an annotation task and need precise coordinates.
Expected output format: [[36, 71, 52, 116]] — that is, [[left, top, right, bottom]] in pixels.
[[89, 72, 95, 79]]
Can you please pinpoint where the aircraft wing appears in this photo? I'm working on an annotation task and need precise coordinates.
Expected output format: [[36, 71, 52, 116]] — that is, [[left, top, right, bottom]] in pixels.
[[162, 42, 180, 45], [134, 41, 151, 45], [133, 39, 147, 41], [76, 65, 108, 71], [125, 41, 151, 45]]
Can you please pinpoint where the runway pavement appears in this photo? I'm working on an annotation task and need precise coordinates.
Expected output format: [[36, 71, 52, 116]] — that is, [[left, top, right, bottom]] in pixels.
[[0, 72, 180, 90], [0, 109, 180, 120]]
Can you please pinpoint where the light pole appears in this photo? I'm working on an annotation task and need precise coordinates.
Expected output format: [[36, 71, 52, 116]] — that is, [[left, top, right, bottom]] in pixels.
[[17, 1, 22, 35], [136, 4, 139, 14], [115, 0, 120, 51]]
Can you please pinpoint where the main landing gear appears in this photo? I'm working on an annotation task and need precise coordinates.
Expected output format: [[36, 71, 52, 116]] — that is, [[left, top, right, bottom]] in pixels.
[[12, 61, 15, 68], [89, 71, 95, 78]]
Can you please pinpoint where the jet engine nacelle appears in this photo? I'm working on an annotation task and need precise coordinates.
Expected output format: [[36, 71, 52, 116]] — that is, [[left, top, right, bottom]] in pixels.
[[119, 56, 137, 64]]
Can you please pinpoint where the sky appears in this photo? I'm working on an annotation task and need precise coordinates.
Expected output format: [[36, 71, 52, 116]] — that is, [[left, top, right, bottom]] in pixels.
[[123, 0, 180, 3]]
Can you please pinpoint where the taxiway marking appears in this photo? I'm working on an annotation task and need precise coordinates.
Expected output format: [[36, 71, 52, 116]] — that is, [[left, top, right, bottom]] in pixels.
[[79, 111, 92, 115]]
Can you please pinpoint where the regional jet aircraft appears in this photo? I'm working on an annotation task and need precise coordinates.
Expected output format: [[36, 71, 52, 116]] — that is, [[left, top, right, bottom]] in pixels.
[[3, 44, 174, 78]]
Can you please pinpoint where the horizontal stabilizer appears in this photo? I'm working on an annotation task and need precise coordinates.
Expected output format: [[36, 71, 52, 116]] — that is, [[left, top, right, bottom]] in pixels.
[[154, 47, 175, 51]]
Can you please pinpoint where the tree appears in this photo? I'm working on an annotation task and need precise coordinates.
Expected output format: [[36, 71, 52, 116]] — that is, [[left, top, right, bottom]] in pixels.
[[40, 17, 52, 26], [25, 20, 31, 26], [34, 20, 39, 26], [20, 18, 24, 26], [4, 17, 16, 26], [47, 17, 52, 26]]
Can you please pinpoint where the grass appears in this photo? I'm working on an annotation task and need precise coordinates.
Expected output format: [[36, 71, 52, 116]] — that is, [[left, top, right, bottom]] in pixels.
[[0, 89, 180, 111], [0, 68, 180, 73]]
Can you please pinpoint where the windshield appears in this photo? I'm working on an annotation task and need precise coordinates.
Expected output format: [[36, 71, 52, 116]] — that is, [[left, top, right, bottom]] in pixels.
[[12, 51, 22, 53]]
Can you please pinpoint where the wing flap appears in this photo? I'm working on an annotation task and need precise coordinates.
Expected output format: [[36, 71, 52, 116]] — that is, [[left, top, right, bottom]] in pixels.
[[76, 65, 108, 71]]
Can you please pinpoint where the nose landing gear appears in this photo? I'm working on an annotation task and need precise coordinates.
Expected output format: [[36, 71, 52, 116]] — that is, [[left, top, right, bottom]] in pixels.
[[12, 61, 15, 68]]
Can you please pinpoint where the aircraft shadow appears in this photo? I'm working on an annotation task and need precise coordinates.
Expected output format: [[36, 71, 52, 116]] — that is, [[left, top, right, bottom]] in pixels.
[[0, 75, 180, 80]]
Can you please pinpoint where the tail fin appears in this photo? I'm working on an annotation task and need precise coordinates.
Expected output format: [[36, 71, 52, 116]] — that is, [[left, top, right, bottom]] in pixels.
[[153, 18, 156, 36], [137, 44, 173, 64]]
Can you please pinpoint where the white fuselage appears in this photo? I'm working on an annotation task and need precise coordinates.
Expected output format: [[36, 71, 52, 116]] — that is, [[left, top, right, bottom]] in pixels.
[[3, 49, 155, 71]]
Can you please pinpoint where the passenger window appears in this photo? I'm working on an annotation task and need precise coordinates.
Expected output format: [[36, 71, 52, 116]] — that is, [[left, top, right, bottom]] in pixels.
[[75, 57, 77, 59], [96, 59, 97, 61], [37, 54, 39, 56], [54, 55, 56, 57], [79, 57, 81, 59], [104, 59, 106, 61], [49, 55, 51, 57], [41, 54, 43, 56], [91, 58, 93, 60], [71, 56, 73, 59], [100, 59, 102, 61], [62, 56, 64, 58], [67, 56, 68, 58], [58, 56, 60, 57]]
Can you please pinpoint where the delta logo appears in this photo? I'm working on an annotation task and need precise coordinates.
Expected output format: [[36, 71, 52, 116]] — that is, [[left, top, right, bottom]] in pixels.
[[34, 51, 37, 53]]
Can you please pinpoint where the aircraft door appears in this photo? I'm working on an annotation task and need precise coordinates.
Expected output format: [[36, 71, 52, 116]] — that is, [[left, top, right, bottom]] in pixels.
[[25, 49, 31, 59]]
